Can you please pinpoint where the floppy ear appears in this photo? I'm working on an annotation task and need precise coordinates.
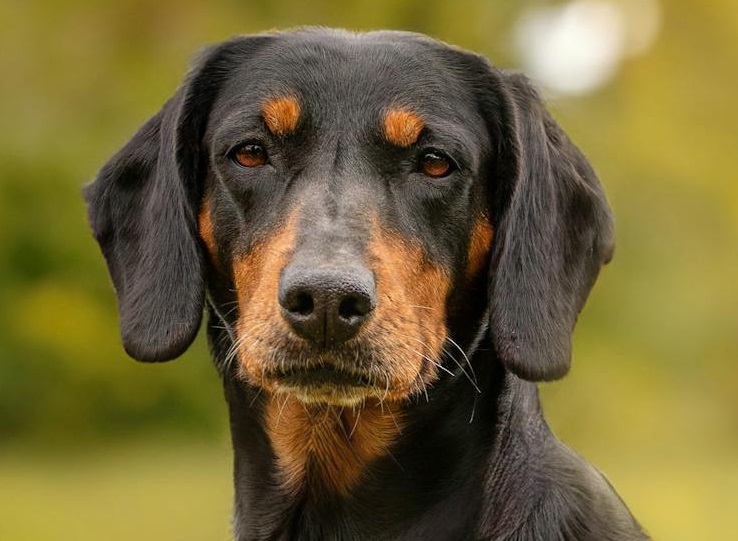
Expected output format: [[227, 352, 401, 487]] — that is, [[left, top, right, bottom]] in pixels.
[[84, 37, 269, 362], [485, 71, 615, 381]]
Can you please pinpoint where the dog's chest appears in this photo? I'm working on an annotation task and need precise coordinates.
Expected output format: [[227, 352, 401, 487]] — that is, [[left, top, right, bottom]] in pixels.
[[264, 396, 402, 497]]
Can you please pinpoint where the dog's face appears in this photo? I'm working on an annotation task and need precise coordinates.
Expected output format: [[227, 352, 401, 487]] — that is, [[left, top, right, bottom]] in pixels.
[[85, 29, 614, 406], [199, 32, 493, 405]]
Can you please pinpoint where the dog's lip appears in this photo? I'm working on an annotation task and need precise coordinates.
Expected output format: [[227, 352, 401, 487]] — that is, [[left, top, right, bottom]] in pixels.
[[272, 366, 374, 388]]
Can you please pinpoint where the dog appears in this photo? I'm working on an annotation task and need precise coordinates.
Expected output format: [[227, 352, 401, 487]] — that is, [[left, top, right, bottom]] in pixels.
[[85, 28, 648, 540]]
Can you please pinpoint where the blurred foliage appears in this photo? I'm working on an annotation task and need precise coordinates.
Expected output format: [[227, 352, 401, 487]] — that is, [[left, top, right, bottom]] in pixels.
[[0, 0, 737, 539]]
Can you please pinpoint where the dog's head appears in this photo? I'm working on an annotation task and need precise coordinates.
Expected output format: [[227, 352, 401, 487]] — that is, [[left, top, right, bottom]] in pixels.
[[85, 29, 613, 406]]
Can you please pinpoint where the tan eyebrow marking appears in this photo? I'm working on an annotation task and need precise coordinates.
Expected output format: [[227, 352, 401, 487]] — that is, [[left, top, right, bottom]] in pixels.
[[262, 96, 301, 136], [383, 108, 425, 147]]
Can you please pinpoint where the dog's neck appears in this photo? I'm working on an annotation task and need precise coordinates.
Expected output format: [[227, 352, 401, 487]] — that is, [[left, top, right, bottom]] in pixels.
[[218, 331, 547, 539], [263, 396, 403, 497]]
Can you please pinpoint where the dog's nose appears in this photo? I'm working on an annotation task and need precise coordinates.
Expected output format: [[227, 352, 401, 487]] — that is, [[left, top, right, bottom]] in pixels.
[[279, 266, 376, 347]]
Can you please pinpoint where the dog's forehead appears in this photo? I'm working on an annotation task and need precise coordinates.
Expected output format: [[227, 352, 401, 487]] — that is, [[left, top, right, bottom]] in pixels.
[[214, 30, 481, 127]]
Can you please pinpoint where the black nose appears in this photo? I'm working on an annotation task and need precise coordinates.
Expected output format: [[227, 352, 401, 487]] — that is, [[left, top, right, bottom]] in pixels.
[[279, 266, 376, 347]]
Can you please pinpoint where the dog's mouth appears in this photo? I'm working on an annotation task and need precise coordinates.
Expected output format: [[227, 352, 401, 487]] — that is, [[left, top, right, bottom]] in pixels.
[[266, 365, 380, 406], [275, 365, 374, 387]]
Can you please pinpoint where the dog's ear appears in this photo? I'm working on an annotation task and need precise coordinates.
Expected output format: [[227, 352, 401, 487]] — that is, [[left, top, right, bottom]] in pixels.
[[484, 71, 615, 381], [84, 37, 270, 362]]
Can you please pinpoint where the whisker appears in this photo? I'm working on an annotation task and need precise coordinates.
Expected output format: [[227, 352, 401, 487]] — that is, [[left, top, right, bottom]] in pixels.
[[382, 376, 391, 403], [385, 404, 402, 435], [385, 448, 404, 473], [248, 386, 264, 409], [331, 407, 351, 443], [377, 327, 454, 380], [348, 408, 362, 439], [445, 335, 478, 383], [409, 348, 454, 377], [414, 378, 429, 404], [382, 313, 480, 394], [407, 304, 435, 311], [276, 393, 290, 427], [442, 347, 481, 393], [468, 394, 478, 424]]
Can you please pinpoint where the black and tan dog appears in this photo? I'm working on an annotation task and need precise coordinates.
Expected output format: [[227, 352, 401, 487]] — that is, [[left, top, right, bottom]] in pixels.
[[85, 28, 647, 540]]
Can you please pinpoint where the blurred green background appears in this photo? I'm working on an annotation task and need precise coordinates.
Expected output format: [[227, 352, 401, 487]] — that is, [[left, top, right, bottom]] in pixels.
[[1, 0, 736, 539]]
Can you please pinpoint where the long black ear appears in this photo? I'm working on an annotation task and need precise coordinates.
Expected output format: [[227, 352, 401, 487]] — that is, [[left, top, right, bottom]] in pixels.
[[84, 37, 270, 362], [485, 71, 615, 381]]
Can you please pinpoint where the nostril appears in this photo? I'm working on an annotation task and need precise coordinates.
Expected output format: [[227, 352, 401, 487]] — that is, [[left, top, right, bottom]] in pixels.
[[279, 265, 376, 346], [338, 293, 373, 322], [286, 290, 314, 316]]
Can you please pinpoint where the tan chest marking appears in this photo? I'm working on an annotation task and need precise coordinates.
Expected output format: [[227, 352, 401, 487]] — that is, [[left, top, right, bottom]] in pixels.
[[265, 396, 402, 497]]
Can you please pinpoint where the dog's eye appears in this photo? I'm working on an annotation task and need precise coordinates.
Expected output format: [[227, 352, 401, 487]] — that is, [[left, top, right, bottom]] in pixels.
[[232, 143, 269, 168], [419, 150, 455, 178]]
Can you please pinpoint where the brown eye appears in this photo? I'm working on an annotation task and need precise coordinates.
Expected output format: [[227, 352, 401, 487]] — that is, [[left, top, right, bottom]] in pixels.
[[232, 143, 268, 168], [419, 150, 454, 178]]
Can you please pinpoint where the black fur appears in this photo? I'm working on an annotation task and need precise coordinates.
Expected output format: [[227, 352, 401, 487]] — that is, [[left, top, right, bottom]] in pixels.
[[85, 28, 646, 540], [485, 70, 615, 381]]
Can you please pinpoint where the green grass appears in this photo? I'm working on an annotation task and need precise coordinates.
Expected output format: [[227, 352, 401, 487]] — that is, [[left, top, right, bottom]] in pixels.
[[0, 441, 233, 541]]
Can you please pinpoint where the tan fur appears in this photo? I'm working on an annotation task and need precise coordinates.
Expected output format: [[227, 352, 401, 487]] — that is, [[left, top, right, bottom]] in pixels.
[[233, 214, 451, 402], [362, 223, 451, 400], [383, 108, 425, 147], [198, 198, 218, 266], [466, 218, 494, 281], [262, 96, 301, 136], [231, 211, 451, 496], [266, 396, 402, 496], [233, 211, 299, 388]]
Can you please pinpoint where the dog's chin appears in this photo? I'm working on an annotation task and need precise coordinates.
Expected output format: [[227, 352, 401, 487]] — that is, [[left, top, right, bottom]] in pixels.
[[262, 366, 380, 407], [238, 342, 431, 406], [272, 383, 373, 407]]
